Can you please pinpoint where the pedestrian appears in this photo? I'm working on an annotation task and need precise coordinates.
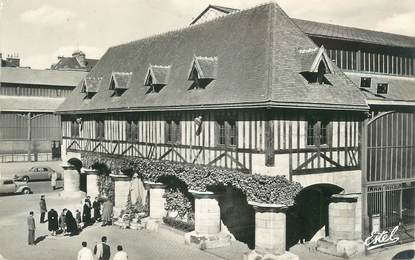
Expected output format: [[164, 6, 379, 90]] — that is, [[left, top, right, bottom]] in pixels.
[[101, 199, 113, 227], [47, 208, 59, 236], [113, 245, 128, 260], [27, 211, 36, 245], [65, 209, 79, 236], [93, 197, 101, 222], [59, 209, 67, 233], [39, 195, 47, 223], [51, 171, 58, 191], [77, 241, 93, 260], [93, 236, 111, 260], [82, 197, 92, 226], [75, 209, 82, 229]]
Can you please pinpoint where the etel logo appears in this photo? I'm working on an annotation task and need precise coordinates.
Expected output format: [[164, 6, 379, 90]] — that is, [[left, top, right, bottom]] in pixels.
[[364, 226, 400, 250]]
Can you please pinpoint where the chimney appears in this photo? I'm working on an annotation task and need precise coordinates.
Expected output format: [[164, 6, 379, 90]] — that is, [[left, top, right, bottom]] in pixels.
[[6, 53, 20, 67], [72, 50, 86, 67]]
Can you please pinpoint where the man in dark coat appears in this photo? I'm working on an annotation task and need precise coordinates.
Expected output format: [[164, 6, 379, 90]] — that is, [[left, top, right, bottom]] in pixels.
[[65, 209, 78, 236], [93, 197, 101, 222], [39, 195, 47, 223], [93, 236, 111, 260], [27, 211, 36, 245], [82, 197, 92, 226], [47, 209, 59, 236]]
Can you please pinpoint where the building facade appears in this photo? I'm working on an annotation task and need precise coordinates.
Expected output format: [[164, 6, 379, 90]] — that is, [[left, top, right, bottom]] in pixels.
[[57, 2, 414, 258]]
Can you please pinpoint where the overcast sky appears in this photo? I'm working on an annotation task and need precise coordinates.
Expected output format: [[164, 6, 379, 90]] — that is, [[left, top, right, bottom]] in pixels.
[[0, 0, 414, 69]]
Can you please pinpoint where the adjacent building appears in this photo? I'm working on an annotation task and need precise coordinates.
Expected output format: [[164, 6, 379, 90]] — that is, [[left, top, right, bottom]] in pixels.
[[50, 50, 98, 72], [0, 67, 87, 162]]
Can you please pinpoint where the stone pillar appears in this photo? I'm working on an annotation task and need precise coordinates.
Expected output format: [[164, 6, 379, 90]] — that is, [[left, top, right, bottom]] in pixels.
[[244, 202, 298, 260], [316, 194, 365, 258], [110, 174, 131, 218], [60, 162, 85, 198], [185, 190, 231, 249], [144, 181, 166, 231], [83, 168, 99, 198]]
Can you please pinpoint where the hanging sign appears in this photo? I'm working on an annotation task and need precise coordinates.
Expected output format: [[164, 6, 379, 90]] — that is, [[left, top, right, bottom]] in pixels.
[[194, 115, 203, 136]]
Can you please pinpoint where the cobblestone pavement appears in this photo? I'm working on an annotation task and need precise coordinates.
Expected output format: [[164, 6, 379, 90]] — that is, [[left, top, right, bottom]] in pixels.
[[0, 192, 221, 260]]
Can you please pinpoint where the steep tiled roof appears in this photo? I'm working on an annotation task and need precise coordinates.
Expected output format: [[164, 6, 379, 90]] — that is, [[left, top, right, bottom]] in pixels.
[[57, 3, 368, 114], [0, 67, 87, 87], [345, 72, 415, 102], [293, 19, 415, 48], [0, 96, 65, 112], [51, 57, 98, 71]]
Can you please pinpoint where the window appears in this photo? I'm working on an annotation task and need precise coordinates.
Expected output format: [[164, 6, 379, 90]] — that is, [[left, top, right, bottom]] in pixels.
[[306, 119, 331, 146], [216, 119, 237, 147], [95, 119, 105, 139], [317, 61, 326, 84], [360, 77, 371, 88], [71, 120, 79, 137], [126, 119, 138, 141], [377, 83, 388, 94], [166, 119, 181, 143], [307, 120, 316, 146], [218, 120, 226, 145], [320, 121, 329, 145], [3, 180, 13, 185]]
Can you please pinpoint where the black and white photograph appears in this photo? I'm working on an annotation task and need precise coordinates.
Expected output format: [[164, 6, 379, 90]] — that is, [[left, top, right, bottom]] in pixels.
[[0, 0, 414, 259]]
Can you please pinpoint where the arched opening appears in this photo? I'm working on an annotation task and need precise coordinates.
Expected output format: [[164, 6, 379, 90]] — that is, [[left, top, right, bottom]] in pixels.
[[208, 184, 256, 249], [67, 158, 85, 192], [287, 183, 343, 248]]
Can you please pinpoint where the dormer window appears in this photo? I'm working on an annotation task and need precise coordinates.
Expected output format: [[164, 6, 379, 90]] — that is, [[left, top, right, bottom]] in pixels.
[[80, 77, 102, 99], [188, 56, 217, 89], [299, 46, 332, 85], [144, 65, 170, 93], [109, 72, 132, 96]]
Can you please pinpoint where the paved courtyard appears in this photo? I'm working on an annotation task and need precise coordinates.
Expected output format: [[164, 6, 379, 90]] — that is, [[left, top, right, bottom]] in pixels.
[[0, 191, 224, 260]]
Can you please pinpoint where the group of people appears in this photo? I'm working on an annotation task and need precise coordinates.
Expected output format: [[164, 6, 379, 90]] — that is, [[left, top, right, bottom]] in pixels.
[[28, 194, 115, 245], [77, 236, 129, 260]]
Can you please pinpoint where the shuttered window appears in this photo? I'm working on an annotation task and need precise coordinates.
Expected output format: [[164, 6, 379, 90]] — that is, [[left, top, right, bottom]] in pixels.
[[165, 119, 181, 143], [126, 120, 138, 141], [95, 119, 105, 139], [71, 120, 79, 137], [306, 119, 331, 146], [216, 119, 237, 147]]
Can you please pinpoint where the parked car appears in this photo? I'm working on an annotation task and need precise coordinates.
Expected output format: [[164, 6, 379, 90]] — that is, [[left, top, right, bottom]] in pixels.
[[0, 179, 31, 194], [14, 167, 62, 182]]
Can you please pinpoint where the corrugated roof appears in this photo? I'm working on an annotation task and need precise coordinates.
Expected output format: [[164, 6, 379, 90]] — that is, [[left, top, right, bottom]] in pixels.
[[0, 96, 65, 112], [0, 67, 87, 87], [57, 3, 368, 114], [345, 72, 415, 102], [293, 19, 415, 48]]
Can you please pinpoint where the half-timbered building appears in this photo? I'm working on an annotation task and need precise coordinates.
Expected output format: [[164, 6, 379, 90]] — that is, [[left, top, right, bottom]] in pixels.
[[57, 2, 414, 257], [191, 3, 415, 244]]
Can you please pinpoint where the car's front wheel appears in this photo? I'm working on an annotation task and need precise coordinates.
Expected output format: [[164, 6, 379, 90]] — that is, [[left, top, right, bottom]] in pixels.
[[22, 176, 29, 182], [22, 188, 31, 194]]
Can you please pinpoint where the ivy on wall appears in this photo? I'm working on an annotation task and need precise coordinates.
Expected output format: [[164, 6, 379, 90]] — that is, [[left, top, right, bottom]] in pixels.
[[82, 152, 302, 206]]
